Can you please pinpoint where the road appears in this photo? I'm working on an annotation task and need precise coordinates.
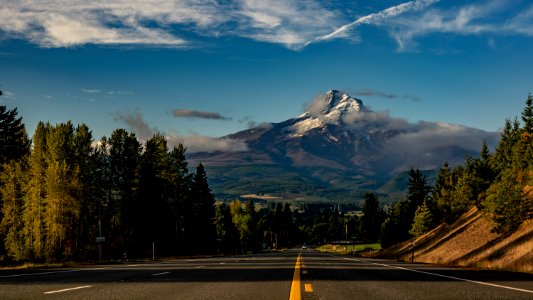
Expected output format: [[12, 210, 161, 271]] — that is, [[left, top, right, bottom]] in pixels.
[[0, 248, 532, 299]]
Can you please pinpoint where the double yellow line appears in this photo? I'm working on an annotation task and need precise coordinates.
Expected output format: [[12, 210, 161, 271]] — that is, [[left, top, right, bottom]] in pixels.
[[289, 253, 302, 300]]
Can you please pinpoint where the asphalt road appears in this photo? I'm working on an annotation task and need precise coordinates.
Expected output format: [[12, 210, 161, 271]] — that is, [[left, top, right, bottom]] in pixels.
[[0, 248, 532, 299]]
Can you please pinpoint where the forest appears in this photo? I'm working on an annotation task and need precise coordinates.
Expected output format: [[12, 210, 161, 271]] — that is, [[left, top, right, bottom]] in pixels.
[[0, 94, 532, 263]]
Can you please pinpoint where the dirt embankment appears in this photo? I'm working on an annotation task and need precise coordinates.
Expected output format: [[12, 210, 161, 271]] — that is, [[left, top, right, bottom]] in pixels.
[[378, 207, 533, 273]]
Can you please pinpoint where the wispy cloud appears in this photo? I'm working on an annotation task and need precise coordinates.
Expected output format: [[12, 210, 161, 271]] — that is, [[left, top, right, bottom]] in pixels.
[[167, 133, 248, 153], [113, 111, 156, 141], [382, 0, 533, 51], [1, 91, 15, 99], [0, 1, 531, 50], [82, 88, 100, 94], [352, 89, 421, 102], [0, 0, 339, 49], [114, 110, 246, 152], [172, 109, 232, 121], [306, 0, 440, 47]]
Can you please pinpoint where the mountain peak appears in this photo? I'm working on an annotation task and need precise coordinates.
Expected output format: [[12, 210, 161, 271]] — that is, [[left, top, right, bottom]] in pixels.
[[316, 90, 367, 124], [291, 90, 367, 135], [322, 90, 366, 114]]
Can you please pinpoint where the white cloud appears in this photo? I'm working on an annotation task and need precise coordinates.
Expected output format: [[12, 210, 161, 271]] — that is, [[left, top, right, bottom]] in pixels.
[[307, 0, 440, 46], [0, 0, 342, 49], [0, 1, 531, 50], [167, 133, 249, 153], [113, 110, 247, 153], [381, 0, 533, 51], [82, 88, 100, 94], [113, 111, 156, 141], [385, 121, 500, 154]]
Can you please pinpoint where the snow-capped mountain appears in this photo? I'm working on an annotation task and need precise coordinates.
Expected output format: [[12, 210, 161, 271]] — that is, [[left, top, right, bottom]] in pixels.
[[188, 90, 499, 200]]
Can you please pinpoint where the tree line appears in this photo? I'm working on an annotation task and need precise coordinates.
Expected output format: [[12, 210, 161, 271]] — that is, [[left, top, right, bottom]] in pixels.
[[0, 111, 222, 262], [361, 94, 533, 247], [0, 106, 348, 262]]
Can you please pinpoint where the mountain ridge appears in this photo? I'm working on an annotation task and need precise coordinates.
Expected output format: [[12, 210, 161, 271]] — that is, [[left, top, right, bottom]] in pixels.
[[188, 90, 499, 201]]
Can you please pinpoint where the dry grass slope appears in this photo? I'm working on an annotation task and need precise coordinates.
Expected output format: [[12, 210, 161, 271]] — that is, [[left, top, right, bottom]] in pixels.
[[378, 207, 533, 273]]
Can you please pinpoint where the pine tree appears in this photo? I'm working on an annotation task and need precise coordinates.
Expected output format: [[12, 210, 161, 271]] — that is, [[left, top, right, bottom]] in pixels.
[[215, 203, 237, 254], [484, 170, 529, 233], [22, 122, 48, 259], [0, 160, 26, 260], [42, 123, 82, 260], [522, 93, 533, 134], [167, 144, 190, 254], [409, 201, 434, 237], [360, 193, 383, 242], [380, 200, 411, 247], [433, 162, 453, 223], [407, 169, 431, 211], [107, 129, 142, 257], [0, 105, 30, 166], [72, 124, 94, 259], [189, 163, 216, 254], [137, 134, 170, 256], [283, 203, 294, 247]]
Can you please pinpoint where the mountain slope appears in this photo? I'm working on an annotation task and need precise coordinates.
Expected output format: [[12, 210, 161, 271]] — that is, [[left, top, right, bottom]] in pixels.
[[189, 90, 499, 201]]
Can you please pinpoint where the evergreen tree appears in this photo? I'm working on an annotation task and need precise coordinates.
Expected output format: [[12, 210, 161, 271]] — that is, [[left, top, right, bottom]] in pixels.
[[167, 144, 191, 254], [22, 122, 48, 259], [491, 118, 515, 173], [72, 124, 94, 259], [283, 203, 294, 247], [522, 93, 533, 134], [0, 160, 26, 260], [189, 163, 216, 254], [380, 200, 411, 247], [483, 170, 530, 233], [0, 105, 30, 166], [107, 129, 142, 257], [433, 162, 453, 223], [215, 202, 238, 254], [137, 134, 170, 256], [409, 201, 435, 237], [360, 193, 383, 242], [43, 123, 82, 260], [407, 169, 431, 211]]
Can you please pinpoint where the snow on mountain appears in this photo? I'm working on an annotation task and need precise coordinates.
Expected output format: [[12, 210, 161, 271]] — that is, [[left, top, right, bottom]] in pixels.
[[290, 90, 367, 135]]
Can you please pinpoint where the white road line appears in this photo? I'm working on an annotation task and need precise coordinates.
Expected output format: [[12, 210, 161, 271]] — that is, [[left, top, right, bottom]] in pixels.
[[344, 257, 533, 294], [194, 266, 206, 269], [0, 269, 83, 278], [44, 285, 92, 294], [152, 271, 170, 276]]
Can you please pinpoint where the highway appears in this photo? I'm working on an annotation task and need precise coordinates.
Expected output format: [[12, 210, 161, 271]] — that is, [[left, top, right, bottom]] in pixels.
[[0, 248, 532, 299]]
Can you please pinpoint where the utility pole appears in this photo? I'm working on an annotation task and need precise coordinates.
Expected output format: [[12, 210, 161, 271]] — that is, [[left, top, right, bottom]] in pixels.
[[96, 219, 104, 261]]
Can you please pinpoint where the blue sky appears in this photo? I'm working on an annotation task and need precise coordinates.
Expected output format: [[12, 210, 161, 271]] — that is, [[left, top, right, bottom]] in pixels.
[[1, 0, 532, 151]]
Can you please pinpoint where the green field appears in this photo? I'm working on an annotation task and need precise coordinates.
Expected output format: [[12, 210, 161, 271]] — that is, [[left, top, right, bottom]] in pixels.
[[315, 243, 381, 254]]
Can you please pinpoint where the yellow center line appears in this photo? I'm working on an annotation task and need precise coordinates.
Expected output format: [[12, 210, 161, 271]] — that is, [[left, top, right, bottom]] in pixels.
[[289, 253, 302, 300], [304, 283, 314, 293]]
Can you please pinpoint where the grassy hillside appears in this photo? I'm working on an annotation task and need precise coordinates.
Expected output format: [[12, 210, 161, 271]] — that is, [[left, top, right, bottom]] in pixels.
[[377, 207, 533, 273], [204, 164, 371, 202]]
